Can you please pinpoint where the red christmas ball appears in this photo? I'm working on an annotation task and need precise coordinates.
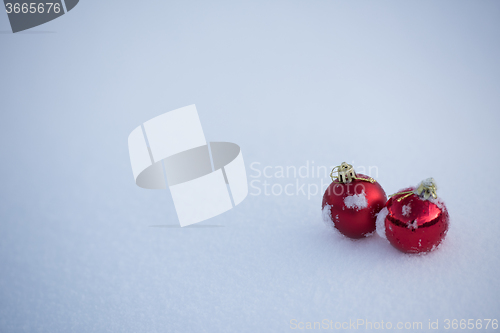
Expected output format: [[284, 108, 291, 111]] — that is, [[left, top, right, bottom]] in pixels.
[[322, 164, 387, 239], [377, 179, 449, 254]]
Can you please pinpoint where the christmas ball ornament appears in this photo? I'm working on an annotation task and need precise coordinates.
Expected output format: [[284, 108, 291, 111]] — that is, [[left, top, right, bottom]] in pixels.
[[376, 178, 449, 254], [322, 162, 387, 239]]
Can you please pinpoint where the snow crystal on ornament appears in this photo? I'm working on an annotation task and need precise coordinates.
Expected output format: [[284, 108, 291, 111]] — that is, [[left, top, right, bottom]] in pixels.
[[402, 203, 411, 217], [376, 207, 389, 239], [343, 191, 368, 211], [408, 220, 418, 230]]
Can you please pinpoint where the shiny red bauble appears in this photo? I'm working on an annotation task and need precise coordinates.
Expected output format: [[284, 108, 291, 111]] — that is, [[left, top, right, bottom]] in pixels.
[[379, 188, 449, 253], [322, 174, 387, 239]]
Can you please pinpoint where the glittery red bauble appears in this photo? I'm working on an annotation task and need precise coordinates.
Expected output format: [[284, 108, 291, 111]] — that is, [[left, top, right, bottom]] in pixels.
[[381, 188, 449, 253], [322, 174, 387, 239]]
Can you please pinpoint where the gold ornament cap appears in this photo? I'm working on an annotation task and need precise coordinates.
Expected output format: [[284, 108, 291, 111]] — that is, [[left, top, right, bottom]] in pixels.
[[330, 162, 375, 184], [414, 178, 438, 200]]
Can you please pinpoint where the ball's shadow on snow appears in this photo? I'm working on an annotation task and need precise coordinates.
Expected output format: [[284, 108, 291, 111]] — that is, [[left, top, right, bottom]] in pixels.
[[319, 219, 449, 260]]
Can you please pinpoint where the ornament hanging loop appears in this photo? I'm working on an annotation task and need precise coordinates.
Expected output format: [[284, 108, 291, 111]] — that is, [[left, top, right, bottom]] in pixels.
[[389, 177, 438, 202], [330, 162, 375, 184], [389, 191, 414, 202]]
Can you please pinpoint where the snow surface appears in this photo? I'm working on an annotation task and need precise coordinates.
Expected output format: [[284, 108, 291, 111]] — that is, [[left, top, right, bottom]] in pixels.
[[322, 204, 333, 225], [376, 207, 389, 240], [322, 204, 344, 238], [1, 1, 500, 332], [343, 191, 368, 211]]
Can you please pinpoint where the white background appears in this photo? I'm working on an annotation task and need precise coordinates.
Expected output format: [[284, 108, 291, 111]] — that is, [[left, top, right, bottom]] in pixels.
[[0, 1, 499, 332]]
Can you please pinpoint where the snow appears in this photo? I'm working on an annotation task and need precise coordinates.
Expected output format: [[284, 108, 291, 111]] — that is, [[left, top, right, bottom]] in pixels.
[[376, 207, 389, 240], [343, 191, 368, 211], [408, 219, 419, 230], [364, 230, 375, 238], [430, 196, 448, 211], [402, 203, 411, 216], [1, 1, 500, 332], [322, 204, 344, 237], [322, 204, 333, 224], [421, 177, 436, 189]]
